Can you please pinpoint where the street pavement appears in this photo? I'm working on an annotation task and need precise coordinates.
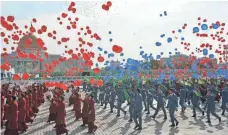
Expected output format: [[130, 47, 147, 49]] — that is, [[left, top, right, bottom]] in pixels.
[[1, 92, 228, 135]]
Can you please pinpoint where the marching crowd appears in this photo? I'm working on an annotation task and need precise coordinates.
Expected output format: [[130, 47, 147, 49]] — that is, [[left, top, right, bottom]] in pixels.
[[1, 78, 228, 135]]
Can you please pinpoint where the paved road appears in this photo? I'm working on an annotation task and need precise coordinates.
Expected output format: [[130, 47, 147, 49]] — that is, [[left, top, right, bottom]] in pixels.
[[1, 92, 228, 135]]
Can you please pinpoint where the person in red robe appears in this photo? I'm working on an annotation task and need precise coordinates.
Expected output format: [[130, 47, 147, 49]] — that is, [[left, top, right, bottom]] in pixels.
[[81, 93, 89, 127], [25, 92, 33, 123], [74, 89, 82, 121], [32, 88, 39, 114], [47, 98, 58, 123], [28, 90, 36, 119], [87, 94, 97, 133], [55, 96, 68, 135], [4, 96, 19, 135], [6, 91, 12, 105], [1, 92, 5, 128], [18, 93, 28, 133]]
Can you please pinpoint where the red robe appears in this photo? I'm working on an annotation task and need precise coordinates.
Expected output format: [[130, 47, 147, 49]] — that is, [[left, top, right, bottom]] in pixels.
[[32, 91, 39, 113], [88, 99, 96, 123], [18, 98, 26, 122], [56, 100, 66, 125], [48, 99, 58, 122], [25, 96, 33, 123], [8, 101, 18, 129], [1, 95, 5, 122], [82, 97, 89, 124], [74, 93, 82, 120]]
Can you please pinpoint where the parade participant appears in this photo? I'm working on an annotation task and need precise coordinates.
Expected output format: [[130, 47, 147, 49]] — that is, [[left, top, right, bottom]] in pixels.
[[47, 97, 58, 123], [109, 89, 116, 113], [116, 85, 127, 117], [221, 86, 228, 115], [6, 91, 12, 105], [1, 92, 5, 128], [82, 80, 87, 91], [128, 88, 136, 122], [167, 88, 179, 127], [18, 93, 28, 133], [133, 89, 143, 130], [179, 85, 187, 112], [141, 86, 147, 111], [68, 89, 74, 107], [98, 86, 105, 106], [81, 93, 90, 127], [152, 86, 167, 120], [55, 96, 68, 135], [145, 86, 156, 115], [87, 94, 97, 133], [205, 90, 221, 123], [32, 88, 39, 114], [74, 87, 82, 121], [4, 96, 19, 135], [25, 92, 33, 124], [192, 86, 204, 117], [103, 85, 111, 109], [186, 81, 194, 105]]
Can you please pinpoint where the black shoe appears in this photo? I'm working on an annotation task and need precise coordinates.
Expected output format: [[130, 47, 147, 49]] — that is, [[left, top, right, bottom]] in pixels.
[[202, 111, 204, 116], [169, 124, 175, 127], [128, 119, 133, 122], [206, 120, 211, 123], [94, 126, 97, 132], [176, 121, 179, 126], [219, 117, 221, 122], [221, 113, 225, 116], [110, 111, 113, 113], [144, 109, 147, 111], [103, 107, 106, 109], [66, 130, 69, 135], [192, 115, 196, 117], [124, 111, 127, 116], [137, 127, 142, 130], [134, 125, 139, 129], [164, 117, 167, 120], [116, 115, 120, 117], [80, 124, 85, 127], [146, 112, 150, 114], [151, 116, 155, 119]]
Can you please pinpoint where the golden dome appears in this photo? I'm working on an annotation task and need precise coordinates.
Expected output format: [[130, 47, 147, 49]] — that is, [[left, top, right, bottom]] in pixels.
[[17, 34, 40, 49]]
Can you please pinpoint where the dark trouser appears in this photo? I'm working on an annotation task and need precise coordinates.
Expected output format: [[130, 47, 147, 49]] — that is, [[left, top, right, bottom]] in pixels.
[[88, 122, 97, 133], [169, 108, 178, 125], [221, 103, 228, 114], [18, 122, 28, 132], [193, 105, 203, 115], [99, 94, 104, 105], [56, 124, 68, 135], [133, 110, 142, 128], [82, 117, 88, 125], [4, 128, 19, 135], [48, 113, 56, 122], [180, 101, 186, 112], [142, 98, 147, 110], [117, 101, 125, 115], [129, 104, 134, 120], [110, 101, 115, 111], [207, 109, 220, 121], [147, 100, 156, 113], [153, 104, 167, 118], [75, 110, 81, 120]]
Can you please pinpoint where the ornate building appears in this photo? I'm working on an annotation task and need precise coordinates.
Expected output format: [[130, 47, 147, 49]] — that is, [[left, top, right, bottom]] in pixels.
[[1, 33, 90, 78]]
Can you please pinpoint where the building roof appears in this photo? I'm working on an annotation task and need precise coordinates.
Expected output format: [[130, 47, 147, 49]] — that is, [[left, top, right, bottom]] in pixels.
[[17, 33, 40, 49]]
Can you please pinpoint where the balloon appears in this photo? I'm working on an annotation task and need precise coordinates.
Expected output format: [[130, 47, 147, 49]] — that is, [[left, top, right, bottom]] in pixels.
[[213, 24, 219, 29], [175, 48, 177, 51], [26, 38, 32, 45], [169, 52, 172, 54], [22, 72, 30, 80], [164, 11, 167, 16], [120, 53, 124, 56], [93, 68, 100, 74], [167, 37, 172, 43], [193, 27, 199, 33], [140, 51, 144, 55], [108, 31, 112, 34], [97, 80, 103, 86], [155, 42, 161, 46], [98, 56, 104, 62], [104, 51, 108, 54], [201, 24, 208, 30], [109, 38, 113, 42], [203, 49, 208, 56], [209, 54, 214, 59], [98, 47, 103, 51], [107, 1, 112, 7], [178, 29, 182, 33], [181, 37, 185, 41], [160, 14, 162, 17], [13, 74, 20, 80], [156, 55, 161, 59]]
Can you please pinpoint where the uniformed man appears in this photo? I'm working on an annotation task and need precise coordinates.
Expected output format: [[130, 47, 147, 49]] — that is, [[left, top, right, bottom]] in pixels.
[[221, 87, 228, 115], [103, 85, 111, 109], [152, 86, 167, 120], [145, 86, 156, 115], [128, 88, 136, 122], [98, 86, 105, 106], [192, 86, 204, 117], [133, 89, 143, 130], [116, 86, 127, 117], [141, 86, 147, 111], [167, 88, 179, 127], [179, 85, 187, 112], [205, 90, 221, 123]]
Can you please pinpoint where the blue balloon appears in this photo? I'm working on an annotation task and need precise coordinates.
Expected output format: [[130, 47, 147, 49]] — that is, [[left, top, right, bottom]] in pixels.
[[181, 37, 185, 41], [167, 37, 172, 43], [178, 29, 182, 33], [109, 38, 113, 42], [140, 46, 142, 49], [169, 52, 172, 54], [175, 48, 177, 51], [160, 14, 162, 17], [164, 11, 167, 16], [203, 49, 208, 56], [140, 51, 144, 55], [123, 59, 125, 61], [155, 42, 162, 46], [98, 47, 103, 51], [95, 63, 98, 67], [156, 55, 161, 59], [209, 54, 214, 59], [201, 24, 208, 30], [104, 51, 108, 54], [120, 53, 124, 56], [213, 24, 219, 29], [160, 52, 163, 55], [109, 31, 112, 34], [160, 34, 163, 38], [193, 27, 200, 33]]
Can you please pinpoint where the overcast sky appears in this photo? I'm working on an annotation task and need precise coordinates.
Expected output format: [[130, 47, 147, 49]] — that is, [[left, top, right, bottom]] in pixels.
[[1, 0, 228, 66]]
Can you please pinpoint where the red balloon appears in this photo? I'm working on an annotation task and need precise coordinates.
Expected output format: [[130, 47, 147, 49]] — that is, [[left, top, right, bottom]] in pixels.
[[32, 18, 37, 23], [22, 72, 30, 80], [90, 78, 96, 85], [97, 80, 103, 86], [13, 74, 20, 80], [7, 16, 14, 22], [61, 13, 68, 18], [107, 1, 112, 7], [26, 38, 32, 45], [83, 53, 90, 61], [93, 68, 100, 74], [29, 26, 36, 33], [41, 25, 47, 32], [98, 56, 104, 62]]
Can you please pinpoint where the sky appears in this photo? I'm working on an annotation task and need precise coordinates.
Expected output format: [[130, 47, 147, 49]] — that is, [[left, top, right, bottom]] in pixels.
[[1, 0, 228, 66]]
